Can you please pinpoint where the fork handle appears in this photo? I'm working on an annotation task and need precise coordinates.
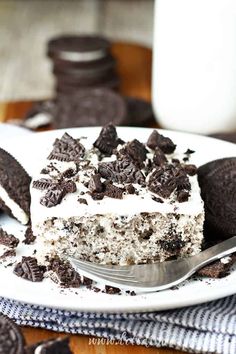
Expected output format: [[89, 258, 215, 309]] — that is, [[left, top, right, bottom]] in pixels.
[[191, 236, 236, 270]]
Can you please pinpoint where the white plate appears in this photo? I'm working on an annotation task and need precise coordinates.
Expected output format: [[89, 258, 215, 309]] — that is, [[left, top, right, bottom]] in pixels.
[[0, 127, 236, 313]]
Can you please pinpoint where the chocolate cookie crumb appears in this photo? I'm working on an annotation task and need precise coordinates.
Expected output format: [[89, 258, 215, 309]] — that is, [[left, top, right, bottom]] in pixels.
[[48, 132, 85, 161], [0, 249, 16, 260], [153, 147, 167, 166], [105, 285, 121, 294], [177, 190, 190, 203], [14, 257, 45, 282], [88, 174, 103, 193], [104, 183, 124, 199], [94, 123, 124, 155], [152, 196, 164, 203], [185, 148, 195, 155], [147, 130, 176, 154], [121, 139, 147, 167], [23, 226, 36, 245], [184, 164, 197, 176], [99, 157, 145, 185], [126, 184, 136, 194], [48, 256, 81, 288], [78, 198, 88, 205], [40, 185, 66, 208], [0, 228, 19, 248], [197, 254, 236, 278]]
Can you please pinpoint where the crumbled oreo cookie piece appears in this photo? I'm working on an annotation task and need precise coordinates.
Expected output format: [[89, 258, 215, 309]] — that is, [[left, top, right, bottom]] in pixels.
[[32, 178, 56, 190], [23, 226, 36, 245], [120, 139, 147, 167], [25, 337, 72, 354], [0, 314, 25, 354], [93, 123, 124, 155], [61, 167, 77, 179], [82, 276, 93, 286], [184, 164, 197, 176], [185, 148, 195, 155], [104, 183, 124, 199], [88, 174, 103, 193], [40, 185, 66, 208], [98, 157, 145, 185], [0, 228, 19, 248], [62, 180, 77, 193], [177, 190, 190, 203], [90, 192, 104, 201], [78, 198, 88, 205], [48, 256, 81, 288], [175, 170, 191, 191], [152, 196, 164, 203], [197, 254, 236, 278], [198, 158, 236, 239], [125, 184, 136, 194], [147, 130, 176, 154], [148, 165, 177, 198], [105, 285, 121, 294], [0, 147, 31, 225], [48, 132, 85, 161], [153, 147, 167, 166], [0, 249, 16, 260], [14, 257, 45, 282], [147, 130, 159, 150]]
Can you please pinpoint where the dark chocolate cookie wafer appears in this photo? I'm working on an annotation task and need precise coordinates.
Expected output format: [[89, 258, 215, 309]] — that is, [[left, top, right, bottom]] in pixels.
[[197, 253, 236, 278], [48, 35, 110, 61], [54, 88, 127, 128], [56, 75, 120, 95], [0, 148, 31, 224], [0, 314, 25, 354], [198, 158, 236, 240]]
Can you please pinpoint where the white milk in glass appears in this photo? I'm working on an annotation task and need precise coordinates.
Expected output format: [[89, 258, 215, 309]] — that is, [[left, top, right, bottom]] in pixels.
[[152, 0, 236, 134]]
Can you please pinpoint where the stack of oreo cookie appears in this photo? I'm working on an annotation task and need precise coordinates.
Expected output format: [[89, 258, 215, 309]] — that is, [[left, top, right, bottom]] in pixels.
[[47, 35, 119, 94]]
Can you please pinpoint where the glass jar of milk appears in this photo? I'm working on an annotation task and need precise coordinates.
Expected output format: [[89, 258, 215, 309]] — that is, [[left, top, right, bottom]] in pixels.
[[152, 0, 236, 134]]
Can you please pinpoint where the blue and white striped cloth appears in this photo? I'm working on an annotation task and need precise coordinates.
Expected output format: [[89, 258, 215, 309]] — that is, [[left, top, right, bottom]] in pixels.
[[0, 295, 236, 354]]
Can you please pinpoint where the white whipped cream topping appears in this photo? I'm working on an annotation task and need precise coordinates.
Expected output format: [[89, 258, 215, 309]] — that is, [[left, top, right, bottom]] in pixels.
[[30, 136, 204, 226], [0, 185, 29, 225]]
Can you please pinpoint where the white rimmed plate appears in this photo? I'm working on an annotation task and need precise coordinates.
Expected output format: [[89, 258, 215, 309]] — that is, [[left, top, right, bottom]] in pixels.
[[0, 126, 236, 313]]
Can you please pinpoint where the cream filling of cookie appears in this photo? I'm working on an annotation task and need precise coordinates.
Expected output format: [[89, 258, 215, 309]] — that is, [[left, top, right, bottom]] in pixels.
[[58, 49, 106, 62], [0, 185, 29, 225]]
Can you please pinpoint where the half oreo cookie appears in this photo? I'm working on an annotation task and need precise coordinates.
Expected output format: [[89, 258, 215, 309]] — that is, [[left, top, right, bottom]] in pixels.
[[198, 157, 236, 240], [0, 147, 31, 224]]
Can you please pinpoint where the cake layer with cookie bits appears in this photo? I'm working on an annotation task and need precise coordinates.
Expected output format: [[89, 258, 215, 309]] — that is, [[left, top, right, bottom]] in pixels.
[[30, 125, 204, 265]]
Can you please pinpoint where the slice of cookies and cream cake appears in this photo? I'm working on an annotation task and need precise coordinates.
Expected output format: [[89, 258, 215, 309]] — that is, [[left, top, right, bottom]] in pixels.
[[30, 124, 204, 265]]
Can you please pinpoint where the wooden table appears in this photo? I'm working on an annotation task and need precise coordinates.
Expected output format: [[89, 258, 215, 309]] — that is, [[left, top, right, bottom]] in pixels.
[[0, 43, 185, 354]]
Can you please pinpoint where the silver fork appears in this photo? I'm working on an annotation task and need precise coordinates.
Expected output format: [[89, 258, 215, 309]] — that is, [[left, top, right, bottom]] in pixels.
[[69, 236, 236, 292]]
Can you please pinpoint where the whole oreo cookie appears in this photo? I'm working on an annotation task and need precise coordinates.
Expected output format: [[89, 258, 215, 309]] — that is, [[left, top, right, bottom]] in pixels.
[[198, 158, 236, 239], [0, 314, 25, 354], [0, 148, 31, 225], [54, 88, 127, 128]]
